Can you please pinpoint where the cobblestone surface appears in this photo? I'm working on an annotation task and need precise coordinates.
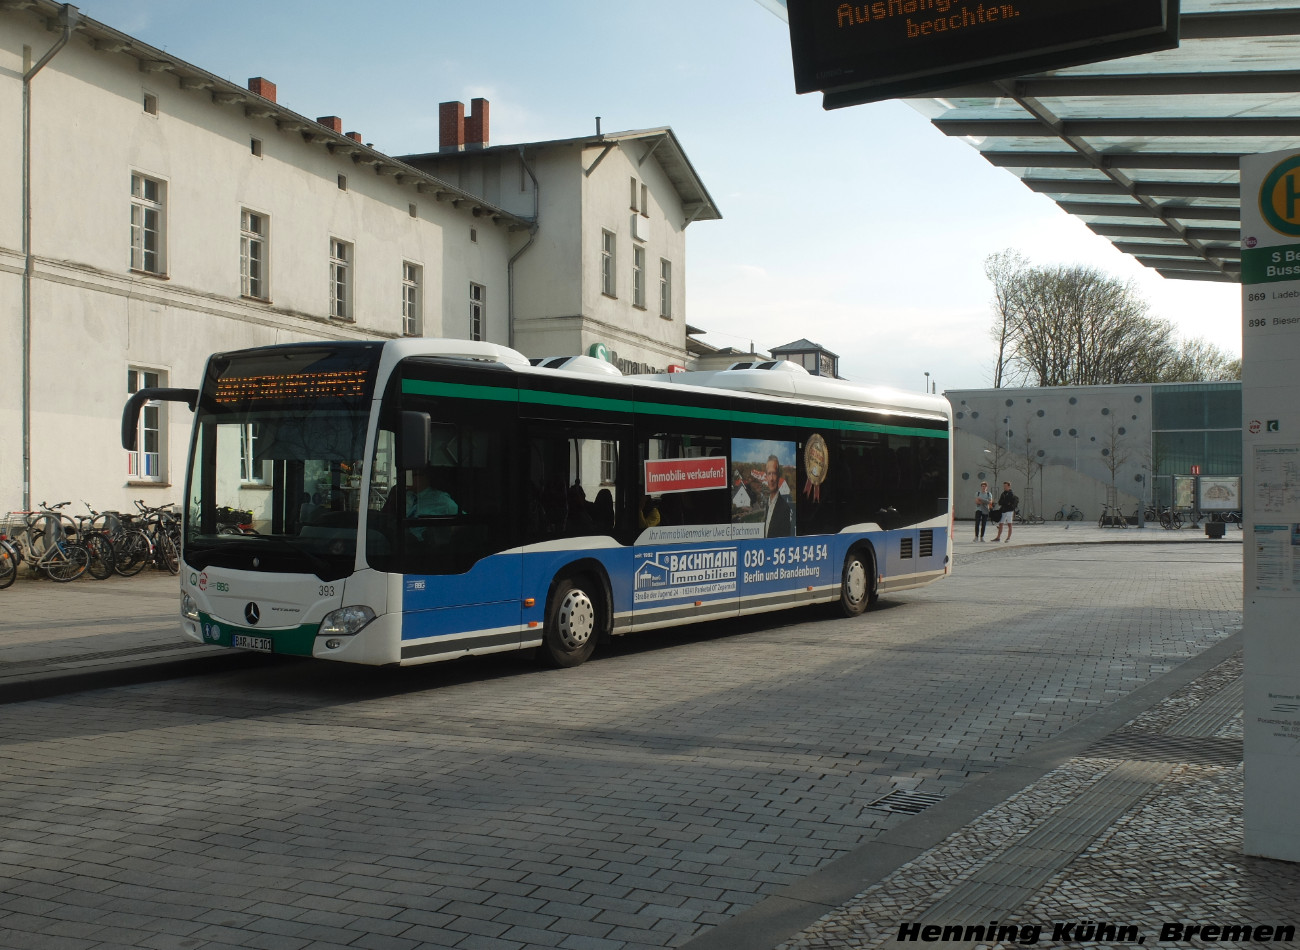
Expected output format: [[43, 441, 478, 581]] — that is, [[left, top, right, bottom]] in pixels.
[[777, 653, 1287, 950], [0, 542, 1243, 949]]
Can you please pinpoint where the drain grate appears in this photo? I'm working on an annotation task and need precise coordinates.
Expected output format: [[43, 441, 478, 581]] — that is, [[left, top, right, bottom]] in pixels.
[[869, 789, 945, 815], [1086, 732, 1242, 767]]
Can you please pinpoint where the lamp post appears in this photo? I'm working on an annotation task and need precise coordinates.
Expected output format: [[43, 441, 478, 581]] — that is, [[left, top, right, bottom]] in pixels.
[[924, 371, 930, 393]]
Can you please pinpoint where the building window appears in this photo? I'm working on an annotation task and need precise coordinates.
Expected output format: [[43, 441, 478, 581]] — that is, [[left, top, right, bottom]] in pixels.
[[337, 174, 347, 191], [659, 259, 672, 319], [402, 262, 422, 336], [250, 137, 262, 157], [600, 440, 617, 485], [130, 173, 165, 274], [240, 210, 268, 300], [126, 368, 163, 481], [601, 230, 616, 297], [641, 183, 649, 218], [143, 92, 158, 115], [630, 177, 639, 212], [470, 283, 485, 341], [240, 423, 264, 483], [330, 239, 352, 321], [632, 245, 646, 309]]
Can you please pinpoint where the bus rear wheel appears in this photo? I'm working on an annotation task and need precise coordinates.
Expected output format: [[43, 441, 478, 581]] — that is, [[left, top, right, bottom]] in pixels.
[[838, 550, 876, 617], [543, 577, 602, 667]]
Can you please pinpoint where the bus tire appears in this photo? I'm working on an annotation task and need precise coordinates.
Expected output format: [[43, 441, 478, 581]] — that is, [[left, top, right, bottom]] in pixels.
[[838, 548, 876, 617], [543, 576, 601, 668]]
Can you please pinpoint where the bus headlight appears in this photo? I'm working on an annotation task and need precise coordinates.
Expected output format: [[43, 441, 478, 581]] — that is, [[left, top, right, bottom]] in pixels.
[[181, 592, 199, 622], [318, 605, 376, 638]]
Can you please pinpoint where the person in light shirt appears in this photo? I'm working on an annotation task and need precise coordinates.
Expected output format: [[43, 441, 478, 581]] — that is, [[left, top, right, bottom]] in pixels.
[[406, 469, 458, 517]]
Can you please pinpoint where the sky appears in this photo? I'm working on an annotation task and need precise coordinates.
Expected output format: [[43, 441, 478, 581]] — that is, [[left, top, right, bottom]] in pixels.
[[78, 0, 1243, 393]]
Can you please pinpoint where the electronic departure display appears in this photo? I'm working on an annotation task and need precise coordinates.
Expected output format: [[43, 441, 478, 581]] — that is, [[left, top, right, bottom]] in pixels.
[[788, 0, 1179, 107], [213, 370, 370, 405]]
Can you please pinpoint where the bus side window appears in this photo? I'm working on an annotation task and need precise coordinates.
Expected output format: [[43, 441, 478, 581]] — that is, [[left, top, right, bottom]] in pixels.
[[639, 429, 727, 528]]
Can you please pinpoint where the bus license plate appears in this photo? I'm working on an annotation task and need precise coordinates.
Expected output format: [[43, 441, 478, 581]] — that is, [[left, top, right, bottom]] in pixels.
[[232, 634, 273, 653]]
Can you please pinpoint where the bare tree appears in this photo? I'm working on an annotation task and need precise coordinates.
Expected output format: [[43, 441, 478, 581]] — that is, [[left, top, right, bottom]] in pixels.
[[984, 254, 1240, 386], [984, 250, 1028, 388], [1099, 414, 1129, 523]]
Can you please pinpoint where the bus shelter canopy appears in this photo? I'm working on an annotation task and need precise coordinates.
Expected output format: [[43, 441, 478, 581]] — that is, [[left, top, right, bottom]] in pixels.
[[902, 0, 1300, 284]]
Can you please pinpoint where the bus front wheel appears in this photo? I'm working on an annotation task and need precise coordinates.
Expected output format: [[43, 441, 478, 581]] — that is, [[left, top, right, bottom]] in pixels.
[[543, 577, 601, 667], [838, 549, 876, 617]]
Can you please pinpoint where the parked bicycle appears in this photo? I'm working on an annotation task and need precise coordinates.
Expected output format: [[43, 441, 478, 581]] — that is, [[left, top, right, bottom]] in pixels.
[[1054, 504, 1084, 521], [1157, 506, 1184, 530], [3, 507, 90, 582], [1098, 503, 1128, 529], [82, 503, 152, 577], [0, 530, 21, 589], [135, 500, 180, 574]]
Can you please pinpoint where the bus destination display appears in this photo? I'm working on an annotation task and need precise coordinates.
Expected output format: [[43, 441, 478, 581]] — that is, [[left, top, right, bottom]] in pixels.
[[214, 369, 370, 406], [788, 0, 1178, 106]]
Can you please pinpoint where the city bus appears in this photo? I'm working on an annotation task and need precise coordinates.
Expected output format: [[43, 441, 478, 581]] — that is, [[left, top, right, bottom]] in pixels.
[[122, 339, 952, 668]]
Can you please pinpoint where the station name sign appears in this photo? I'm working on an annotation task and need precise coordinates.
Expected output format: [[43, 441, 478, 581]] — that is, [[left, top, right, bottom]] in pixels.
[[788, 0, 1179, 107]]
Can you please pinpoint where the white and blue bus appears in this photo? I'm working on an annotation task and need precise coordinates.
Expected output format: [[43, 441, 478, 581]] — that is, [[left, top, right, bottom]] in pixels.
[[123, 339, 952, 668]]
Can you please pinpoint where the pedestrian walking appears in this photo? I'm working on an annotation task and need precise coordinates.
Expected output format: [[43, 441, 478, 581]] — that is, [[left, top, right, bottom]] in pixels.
[[974, 481, 993, 540], [993, 481, 1018, 542]]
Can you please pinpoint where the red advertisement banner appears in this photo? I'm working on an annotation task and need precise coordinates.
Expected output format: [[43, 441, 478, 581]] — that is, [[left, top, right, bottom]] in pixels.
[[645, 457, 729, 494]]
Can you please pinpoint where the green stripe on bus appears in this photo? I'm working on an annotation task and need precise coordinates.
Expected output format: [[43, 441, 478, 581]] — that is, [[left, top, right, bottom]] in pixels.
[[401, 378, 947, 439]]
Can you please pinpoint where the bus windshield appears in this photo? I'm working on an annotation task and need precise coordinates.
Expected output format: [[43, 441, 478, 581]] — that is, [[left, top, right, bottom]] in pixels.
[[183, 344, 383, 580]]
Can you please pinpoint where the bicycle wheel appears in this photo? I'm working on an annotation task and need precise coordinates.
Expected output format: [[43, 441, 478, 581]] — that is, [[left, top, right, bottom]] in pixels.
[[155, 532, 179, 575], [1054, 511, 1064, 521], [0, 539, 18, 589], [83, 534, 116, 580], [44, 541, 90, 582], [1069, 510, 1083, 521], [113, 529, 150, 576]]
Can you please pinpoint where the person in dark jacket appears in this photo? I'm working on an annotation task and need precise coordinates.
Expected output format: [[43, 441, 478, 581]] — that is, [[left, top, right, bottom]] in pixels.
[[763, 455, 794, 538], [993, 481, 1018, 543]]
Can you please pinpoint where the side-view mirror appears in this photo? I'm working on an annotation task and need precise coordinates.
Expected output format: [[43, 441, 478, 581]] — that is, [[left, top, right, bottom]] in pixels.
[[400, 411, 431, 470], [121, 388, 198, 450]]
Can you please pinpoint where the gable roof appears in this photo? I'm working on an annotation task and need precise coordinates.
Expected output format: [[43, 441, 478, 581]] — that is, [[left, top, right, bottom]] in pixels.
[[402, 128, 722, 226]]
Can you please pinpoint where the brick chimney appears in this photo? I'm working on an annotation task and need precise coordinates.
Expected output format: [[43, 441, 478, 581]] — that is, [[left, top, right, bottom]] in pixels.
[[439, 101, 465, 152], [247, 77, 276, 102], [346, 131, 363, 142], [317, 116, 343, 134], [465, 98, 489, 149]]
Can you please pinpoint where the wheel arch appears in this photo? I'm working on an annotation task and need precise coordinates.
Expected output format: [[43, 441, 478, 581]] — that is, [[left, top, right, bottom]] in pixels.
[[543, 557, 615, 643], [843, 538, 879, 599]]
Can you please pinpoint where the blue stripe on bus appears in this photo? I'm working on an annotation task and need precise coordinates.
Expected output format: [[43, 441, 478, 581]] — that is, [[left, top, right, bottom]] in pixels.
[[396, 527, 949, 646]]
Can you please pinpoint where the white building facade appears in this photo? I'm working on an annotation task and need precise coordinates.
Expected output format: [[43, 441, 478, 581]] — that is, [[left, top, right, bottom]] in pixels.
[[1, 1, 719, 516]]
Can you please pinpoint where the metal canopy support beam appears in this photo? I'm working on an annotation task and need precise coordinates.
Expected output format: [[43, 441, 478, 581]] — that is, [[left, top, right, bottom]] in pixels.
[[1022, 178, 1242, 199], [983, 152, 1243, 170], [951, 70, 1300, 98], [1087, 222, 1239, 241], [1178, 9, 1300, 39], [1056, 201, 1241, 222], [935, 117, 1300, 138], [1113, 242, 1239, 260]]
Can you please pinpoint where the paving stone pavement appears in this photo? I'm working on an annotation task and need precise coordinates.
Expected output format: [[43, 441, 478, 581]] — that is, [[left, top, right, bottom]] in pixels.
[[0, 527, 1266, 950]]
